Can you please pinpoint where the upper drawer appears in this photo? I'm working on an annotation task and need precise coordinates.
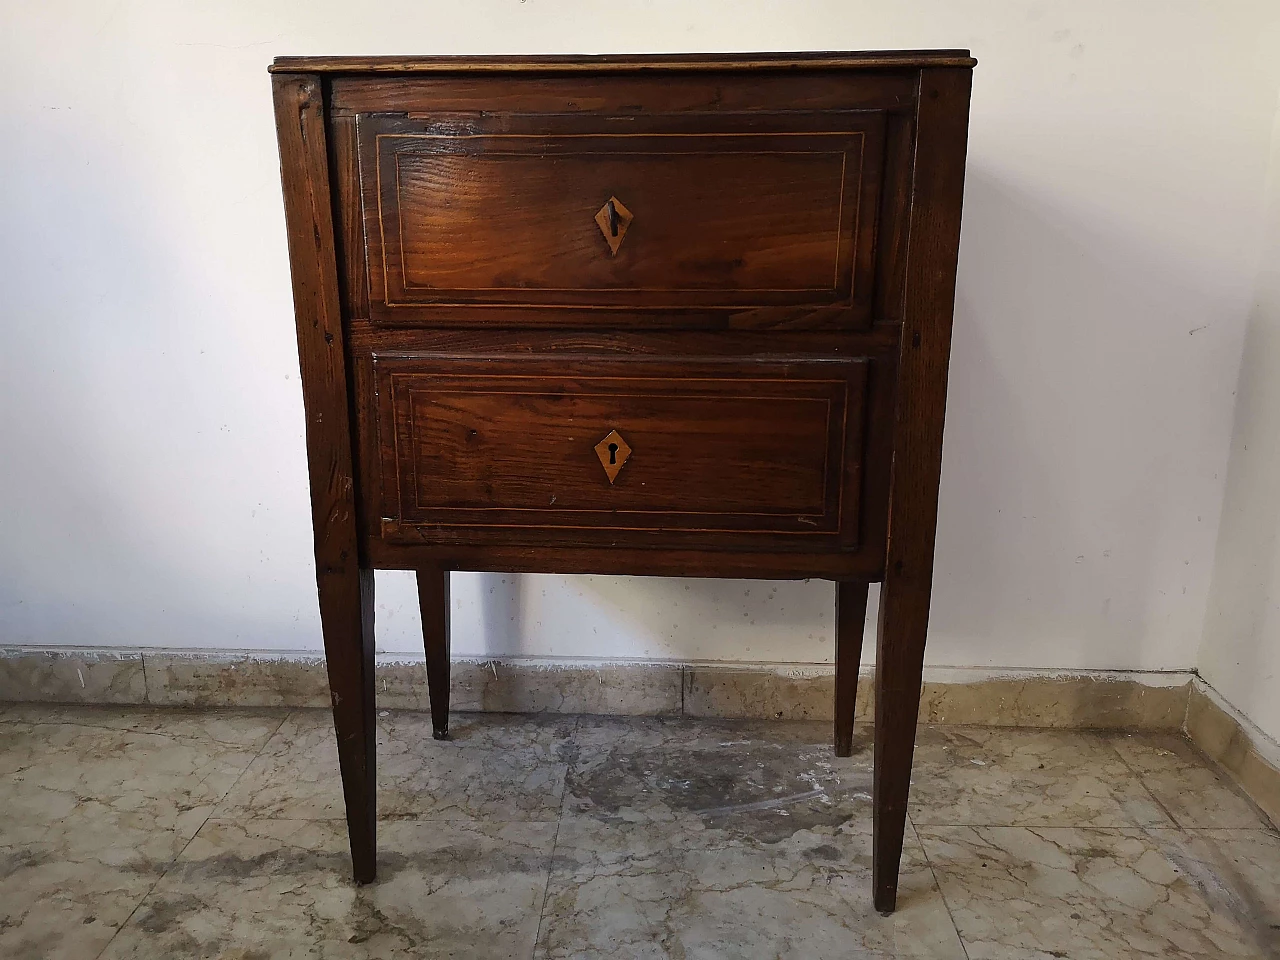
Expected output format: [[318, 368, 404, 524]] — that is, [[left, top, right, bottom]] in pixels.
[[357, 111, 885, 328]]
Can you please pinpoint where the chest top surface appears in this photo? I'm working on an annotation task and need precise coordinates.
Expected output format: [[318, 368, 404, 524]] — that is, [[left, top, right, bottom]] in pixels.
[[270, 51, 976, 73]]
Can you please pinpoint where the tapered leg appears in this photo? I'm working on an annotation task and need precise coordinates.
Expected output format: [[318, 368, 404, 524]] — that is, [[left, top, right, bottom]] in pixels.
[[416, 567, 451, 740], [318, 566, 377, 884], [867, 67, 971, 914], [274, 72, 378, 884], [834, 581, 869, 757], [872, 570, 930, 914]]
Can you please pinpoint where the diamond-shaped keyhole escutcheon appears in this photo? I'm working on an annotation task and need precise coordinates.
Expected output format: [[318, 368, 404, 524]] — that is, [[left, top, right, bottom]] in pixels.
[[594, 197, 633, 256], [594, 430, 631, 484]]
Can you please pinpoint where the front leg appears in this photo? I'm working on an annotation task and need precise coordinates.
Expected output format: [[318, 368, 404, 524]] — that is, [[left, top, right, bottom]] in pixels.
[[871, 568, 928, 913], [317, 565, 377, 884], [273, 72, 380, 885], [870, 65, 971, 914]]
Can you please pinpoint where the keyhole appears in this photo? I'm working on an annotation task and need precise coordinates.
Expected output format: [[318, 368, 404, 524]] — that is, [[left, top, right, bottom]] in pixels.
[[608, 443, 618, 464]]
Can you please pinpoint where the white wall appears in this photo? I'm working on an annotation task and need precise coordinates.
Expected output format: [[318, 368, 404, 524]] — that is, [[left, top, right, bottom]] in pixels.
[[1200, 94, 1280, 742], [2, 1, 1278, 671]]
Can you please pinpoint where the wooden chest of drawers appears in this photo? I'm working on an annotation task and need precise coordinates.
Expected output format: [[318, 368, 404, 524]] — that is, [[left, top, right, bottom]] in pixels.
[[271, 50, 974, 913]]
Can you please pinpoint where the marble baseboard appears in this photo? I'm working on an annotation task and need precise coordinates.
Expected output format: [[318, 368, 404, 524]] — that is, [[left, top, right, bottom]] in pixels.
[[683, 663, 1191, 730], [1184, 679, 1280, 829], [0, 649, 147, 704], [139, 654, 685, 716], [1, 646, 1194, 732]]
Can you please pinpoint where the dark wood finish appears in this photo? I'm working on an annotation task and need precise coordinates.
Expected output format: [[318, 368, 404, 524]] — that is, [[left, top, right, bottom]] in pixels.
[[345, 328, 901, 569], [372, 354, 867, 549], [345, 324, 906, 359], [365, 541, 887, 580], [271, 52, 973, 908], [834, 580, 869, 757], [872, 67, 973, 914], [329, 114, 370, 323], [357, 111, 883, 328], [272, 51, 977, 74], [329, 73, 921, 119], [271, 73, 377, 884], [416, 568, 451, 740]]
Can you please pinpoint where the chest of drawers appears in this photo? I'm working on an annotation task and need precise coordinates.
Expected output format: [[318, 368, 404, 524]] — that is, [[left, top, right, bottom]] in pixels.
[[271, 51, 973, 913]]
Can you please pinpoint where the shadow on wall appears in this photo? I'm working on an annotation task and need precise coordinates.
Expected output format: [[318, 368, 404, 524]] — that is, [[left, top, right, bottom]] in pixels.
[[475, 573, 525, 655], [929, 166, 1234, 670], [1200, 247, 1280, 719], [446, 572, 842, 664]]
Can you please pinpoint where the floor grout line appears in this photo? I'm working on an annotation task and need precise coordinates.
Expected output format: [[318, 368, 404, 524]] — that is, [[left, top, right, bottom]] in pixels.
[[220, 711, 293, 808], [1176, 731, 1280, 835], [1092, 729, 1183, 828], [89, 708, 289, 960], [530, 713, 579, 960], [910, 815, 971, 960], [139, 653, 152, 706], [90, 827, 199, 960]]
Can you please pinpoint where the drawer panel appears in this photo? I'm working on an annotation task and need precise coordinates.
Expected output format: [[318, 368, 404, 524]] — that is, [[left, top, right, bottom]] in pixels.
[[372, 355, 868, 548], [358, 112, 884, 328]]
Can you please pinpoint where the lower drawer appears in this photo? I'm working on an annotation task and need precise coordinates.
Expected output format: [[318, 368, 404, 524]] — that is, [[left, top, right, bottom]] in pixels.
[[371, 354, 868, 550]]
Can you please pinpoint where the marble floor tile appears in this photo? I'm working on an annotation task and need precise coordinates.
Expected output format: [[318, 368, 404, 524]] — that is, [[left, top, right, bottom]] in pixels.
[[0, 707, 282, 960], [917, 825, 1277, 959], [908, 726, 1173, 828], [536, 815, 964, 960], [0, 835, 167, 960], [1154, 830, 1280, 957], [565, 715, 874, 827], [217, 709, 578, 822], [0, 702, 286, 745], [550, 719, 950, 958], [379, 710, 577, 821], [1, 708, 282, 847], [97, 817, 558, 960], [1104, 733, 1278, 831], [6, 704, 1277, 960]]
